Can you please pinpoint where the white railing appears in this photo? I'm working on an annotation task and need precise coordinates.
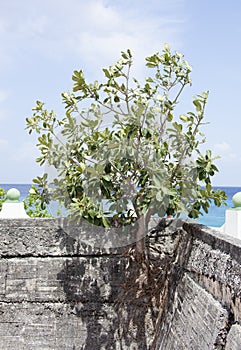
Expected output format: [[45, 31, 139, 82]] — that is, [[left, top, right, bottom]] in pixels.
[[0, 188, 29, 218], [220, 192, 241, 240]]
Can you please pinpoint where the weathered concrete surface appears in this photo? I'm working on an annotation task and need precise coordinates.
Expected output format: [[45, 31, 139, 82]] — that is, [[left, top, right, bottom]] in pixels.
[[0, 303, 89, 350], [0, 256, 127, 302], [184, 222, 241, 324], [0, 218, 127, 256], [156, 274, 229, 350], [153, 221, 241, 350], [0, 219, 160, 349], [225, 324, 241, 350], [0, 218, 240, 349]]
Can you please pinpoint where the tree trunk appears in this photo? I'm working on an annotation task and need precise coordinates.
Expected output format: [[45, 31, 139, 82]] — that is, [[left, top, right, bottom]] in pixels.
[[135, 214, 146, 262]]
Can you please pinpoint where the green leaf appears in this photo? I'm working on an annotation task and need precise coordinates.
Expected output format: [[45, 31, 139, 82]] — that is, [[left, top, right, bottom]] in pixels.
[[88, 209, 96, 219], [193, 99, 202, 112], [156, 191, 164, 202], [121, 51, 128, 59], [102, 216, 110, 228], [102, 175, 111, 182], [173, 122, 183, 132], [86, 166, 97, 175], [127, 49, 132, 58], [103, 68, 111, 78], [202, 91, 209, 99], [180, 114, 188, 122], [167, 112, 173, 122]]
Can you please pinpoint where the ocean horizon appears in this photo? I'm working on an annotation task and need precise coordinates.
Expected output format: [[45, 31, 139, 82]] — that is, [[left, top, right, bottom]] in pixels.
[[0, 183, 240, 228]]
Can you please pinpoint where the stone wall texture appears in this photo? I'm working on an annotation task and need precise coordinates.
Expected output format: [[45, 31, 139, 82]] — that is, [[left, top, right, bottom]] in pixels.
[[0, 218, 240, 349]]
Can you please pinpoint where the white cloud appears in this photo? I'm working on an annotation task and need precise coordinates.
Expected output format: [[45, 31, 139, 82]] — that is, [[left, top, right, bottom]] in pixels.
[[0, 138, 8, 150], [0, 90, 8, 103], [0, 0, 187, 183], [0, 0, 186, 74], [214, 142, 240, 161], [0, 139, 42, 183], [11, 141, 39, 163], [65, 1, 185, 60]]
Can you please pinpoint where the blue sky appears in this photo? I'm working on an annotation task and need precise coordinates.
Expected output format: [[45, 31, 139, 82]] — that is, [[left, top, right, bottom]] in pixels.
[[0, 0, 240, 186]]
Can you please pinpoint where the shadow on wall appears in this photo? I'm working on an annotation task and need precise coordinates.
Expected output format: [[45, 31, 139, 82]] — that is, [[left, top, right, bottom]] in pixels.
[[55, 225, 152, 349], [55, 219, 190, 350]]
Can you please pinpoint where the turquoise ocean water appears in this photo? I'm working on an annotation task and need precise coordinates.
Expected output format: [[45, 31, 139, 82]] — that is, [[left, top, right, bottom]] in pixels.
[[0, 184, 240, 228]]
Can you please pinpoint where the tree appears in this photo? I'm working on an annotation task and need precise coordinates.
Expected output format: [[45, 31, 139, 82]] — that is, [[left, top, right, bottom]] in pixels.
[[26, 44, 226, 258]]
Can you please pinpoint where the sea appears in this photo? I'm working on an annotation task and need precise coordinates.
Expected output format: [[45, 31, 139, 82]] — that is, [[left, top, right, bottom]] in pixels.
[[0, 184, 240, 228]]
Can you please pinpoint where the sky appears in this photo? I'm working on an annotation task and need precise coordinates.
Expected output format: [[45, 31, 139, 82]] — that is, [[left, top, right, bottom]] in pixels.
[[0, 0, 241, 186]]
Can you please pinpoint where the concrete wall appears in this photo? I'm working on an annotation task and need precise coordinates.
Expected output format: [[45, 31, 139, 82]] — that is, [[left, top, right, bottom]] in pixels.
[[0, 218, 240, 349], [155, 221, 241, 350]]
